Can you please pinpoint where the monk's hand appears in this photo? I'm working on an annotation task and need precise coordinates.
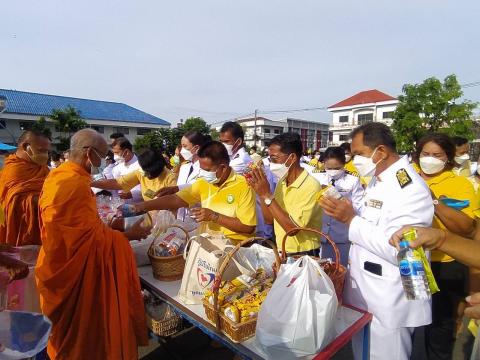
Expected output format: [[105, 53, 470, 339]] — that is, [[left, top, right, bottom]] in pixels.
[[319, 196, 355, 224], [247, 167, 272, 199], [465, 293, 480, 320], [190, 207, 218, 222], [389, 226, 445, 251], [119, 191, 133, 200], [124, 218, 151, 241], [155, 186, 179, 198]]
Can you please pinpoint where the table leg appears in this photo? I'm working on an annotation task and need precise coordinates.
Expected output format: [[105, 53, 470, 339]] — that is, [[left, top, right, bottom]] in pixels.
[[362, 322, 371, 360]]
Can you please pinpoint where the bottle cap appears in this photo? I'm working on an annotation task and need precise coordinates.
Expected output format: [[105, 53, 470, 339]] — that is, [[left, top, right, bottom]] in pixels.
[[399, 241, 410, 248]]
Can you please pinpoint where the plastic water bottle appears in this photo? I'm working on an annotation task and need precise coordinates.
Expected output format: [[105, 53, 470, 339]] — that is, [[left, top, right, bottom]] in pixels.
[[117, 204, 145, 218], [397, 240, 431, 300]]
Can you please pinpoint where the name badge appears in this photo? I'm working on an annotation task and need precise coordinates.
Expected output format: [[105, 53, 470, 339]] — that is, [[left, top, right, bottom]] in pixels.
[[365, 199, 383, 209]]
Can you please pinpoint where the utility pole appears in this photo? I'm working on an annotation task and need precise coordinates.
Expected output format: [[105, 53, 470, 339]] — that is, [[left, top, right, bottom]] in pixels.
[[254, 109, 258, 148]]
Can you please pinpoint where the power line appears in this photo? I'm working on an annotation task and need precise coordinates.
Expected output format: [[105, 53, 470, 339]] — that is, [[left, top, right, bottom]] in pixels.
[[461, 81, 480, 89]]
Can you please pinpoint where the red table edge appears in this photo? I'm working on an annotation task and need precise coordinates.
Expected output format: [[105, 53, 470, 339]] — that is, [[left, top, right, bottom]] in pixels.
[[312, 304, 373, 360]]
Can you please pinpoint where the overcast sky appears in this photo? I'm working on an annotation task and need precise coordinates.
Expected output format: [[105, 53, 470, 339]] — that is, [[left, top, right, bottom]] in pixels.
[[1, 0, 479, 126]]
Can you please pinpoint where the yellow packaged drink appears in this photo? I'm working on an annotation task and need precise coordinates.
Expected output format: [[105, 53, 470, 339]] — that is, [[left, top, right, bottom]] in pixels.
[[403, 229, 440, 295], [224, 305, 240, 323]]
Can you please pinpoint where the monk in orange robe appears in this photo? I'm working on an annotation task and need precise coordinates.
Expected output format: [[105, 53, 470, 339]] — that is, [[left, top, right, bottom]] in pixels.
[[0, 130, 50, 246], [35, 129, 150, 360]]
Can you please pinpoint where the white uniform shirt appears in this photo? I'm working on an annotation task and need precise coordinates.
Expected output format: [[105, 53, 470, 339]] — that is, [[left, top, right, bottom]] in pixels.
[[346, 155, 433, 329], [111, 155, 142, 203], [309, 170, 363, 244], [176, 161, 200, 220], [230, 148, 275, 239]]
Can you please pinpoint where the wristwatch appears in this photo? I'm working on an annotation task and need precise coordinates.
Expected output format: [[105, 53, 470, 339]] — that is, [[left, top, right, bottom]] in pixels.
[[433, 199, 439, 206], [264, 197, 274, 207]]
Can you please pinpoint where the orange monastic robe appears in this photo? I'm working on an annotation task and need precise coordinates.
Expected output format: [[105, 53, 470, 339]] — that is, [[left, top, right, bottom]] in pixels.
[[0, 154, 49, 246], [35, 161, 148, 360]]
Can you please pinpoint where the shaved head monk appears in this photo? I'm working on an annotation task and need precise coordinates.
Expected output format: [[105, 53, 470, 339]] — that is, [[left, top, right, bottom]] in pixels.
[[35, 129, 149, 360], [0, 130, 50, 246]]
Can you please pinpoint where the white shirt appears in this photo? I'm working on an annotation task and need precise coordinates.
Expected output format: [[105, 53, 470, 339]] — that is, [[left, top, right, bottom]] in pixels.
[[345, 156, 433, 329], [176, 161, 200, 220], [111, 155, 142, 203], [229, 147, 252, 175], [309, 170, 363, 244]]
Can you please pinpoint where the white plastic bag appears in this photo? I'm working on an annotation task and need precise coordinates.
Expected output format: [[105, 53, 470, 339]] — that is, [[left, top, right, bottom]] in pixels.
[[256, 256, 338, 359], [234, 243, 277, 277]]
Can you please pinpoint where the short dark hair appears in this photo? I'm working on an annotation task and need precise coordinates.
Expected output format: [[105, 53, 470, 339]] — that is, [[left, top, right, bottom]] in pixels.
[[111, 137, 133, 151], [339, 142, 351, 153], [197, 141, 230, 165], [220, 121, 244, 141], [183, 131, 211, 147], [323, 146, 346, 164], [269, 132, 303, 158], [110, 132, 125, 140], [451, 136, 469, 147], [350, 122, 396, 151], [137, 148, 166, 178], [415, 133, 456, 170], [50, 151, 61, 162], [17, 130, 50, 145]]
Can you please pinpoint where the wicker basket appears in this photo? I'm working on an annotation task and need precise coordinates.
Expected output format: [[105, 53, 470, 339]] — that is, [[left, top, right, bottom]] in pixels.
[[146, 305, 183, 337], [148, 225, 188, 281], [280, 227, 347, 301], [202, 237, 281, 343]]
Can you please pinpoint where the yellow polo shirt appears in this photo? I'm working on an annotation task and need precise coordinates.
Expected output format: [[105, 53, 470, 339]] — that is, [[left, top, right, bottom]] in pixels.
[[117, 168, 177, 201], [426, 170, 477, 262], [274, 169, 323, 253], [176, 171, 256, 243]]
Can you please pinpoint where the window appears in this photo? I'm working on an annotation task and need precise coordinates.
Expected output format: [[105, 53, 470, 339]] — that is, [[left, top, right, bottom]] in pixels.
[[90, 125, 104, 134], [113, 127, 129, 135], [137, 128, 152, 135], [19, 121, 33, 131], [382, 111, 394, 119], [264, 128, 271, 134], [339, 134, 349, 141], [274, 129, 281, 134], [358, 113, 373, 125], [339, 115, 349, 123]]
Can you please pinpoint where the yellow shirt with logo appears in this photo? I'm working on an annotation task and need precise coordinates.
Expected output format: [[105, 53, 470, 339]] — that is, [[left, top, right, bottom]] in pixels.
[[425, 170, 477, 262], [176, 171, 257, 243], [117, 168, 177, 201], [274, 169, 323, 253]]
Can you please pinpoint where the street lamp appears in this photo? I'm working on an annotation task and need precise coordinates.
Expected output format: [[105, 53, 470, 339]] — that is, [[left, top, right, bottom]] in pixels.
[[0, 95, 17, 144]]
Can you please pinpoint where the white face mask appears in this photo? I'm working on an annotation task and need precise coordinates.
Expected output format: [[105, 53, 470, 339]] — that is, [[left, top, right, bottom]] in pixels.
[[269, 155, 292, 181], [180, 147, 194, 161], [345, 154, 352, 163], [454, 154, 469, 165], [352, 148, 381, 178], [199, 168, 220, 184], [113, 154, 124, 163], [326, 169, 344, 180], [222, 139, 240, 157], [419, 156, 446, 175]]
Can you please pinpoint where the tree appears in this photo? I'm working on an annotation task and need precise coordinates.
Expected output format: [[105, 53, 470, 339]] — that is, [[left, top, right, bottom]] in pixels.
[[50, 106, 87, 151], [392, 74, 477, 153], [30, 116, 52, 139], [179, 117, 210, 135], [210, 128, 220, 141]]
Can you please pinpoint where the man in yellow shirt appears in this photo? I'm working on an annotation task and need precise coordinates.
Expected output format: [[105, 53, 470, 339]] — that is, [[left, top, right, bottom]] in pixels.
[[92, 148, 177, 201], [134, 141, 257, 243], [248, 133, 322, 255]]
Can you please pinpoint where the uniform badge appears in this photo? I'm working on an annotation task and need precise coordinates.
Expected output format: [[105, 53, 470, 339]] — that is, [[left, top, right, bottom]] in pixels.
[[367, 199, 383, 209], [396, 168, 412, 188], [226, 194, 235, 204]]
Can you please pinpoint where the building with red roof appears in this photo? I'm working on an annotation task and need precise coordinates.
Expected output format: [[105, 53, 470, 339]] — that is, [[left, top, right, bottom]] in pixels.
[[328, 89, 398, 145]]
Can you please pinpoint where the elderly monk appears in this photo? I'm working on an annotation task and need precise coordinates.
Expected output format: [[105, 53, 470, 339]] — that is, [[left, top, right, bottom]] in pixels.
[[35, 129, 149, 360], [0, 130, 50, 246]]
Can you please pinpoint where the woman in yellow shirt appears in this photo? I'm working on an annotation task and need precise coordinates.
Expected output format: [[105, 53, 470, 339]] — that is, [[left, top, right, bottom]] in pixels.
[[415, 133, 477, 360]]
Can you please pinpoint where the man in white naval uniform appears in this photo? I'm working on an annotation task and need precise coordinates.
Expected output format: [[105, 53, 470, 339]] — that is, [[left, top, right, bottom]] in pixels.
[[220, 122, 275, 239], [111, 137, 142, 203], [320, 122, 434, 360]]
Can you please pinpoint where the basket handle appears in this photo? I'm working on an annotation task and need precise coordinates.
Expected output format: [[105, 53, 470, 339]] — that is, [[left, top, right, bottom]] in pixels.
[[281, 227, 340, 274], [148, 224, 190, 255], [212, 237, 281, 331]]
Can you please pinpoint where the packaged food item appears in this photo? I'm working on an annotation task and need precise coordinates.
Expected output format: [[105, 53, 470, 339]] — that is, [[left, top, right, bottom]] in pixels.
[[144, 189, 156, 199], [152, 228, 187, 257], [243, 161, 263, 181]]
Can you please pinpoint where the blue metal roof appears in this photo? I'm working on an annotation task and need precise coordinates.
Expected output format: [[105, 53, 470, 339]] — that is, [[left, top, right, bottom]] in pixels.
[[0, 89, 170, 126]]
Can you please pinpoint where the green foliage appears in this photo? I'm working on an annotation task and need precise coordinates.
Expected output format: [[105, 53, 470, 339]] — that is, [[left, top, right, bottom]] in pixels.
[[392, 74, 478, 153], [30, 116, 52, 139], [50, 106, 87, 151], [210, 128, 220, 141], [134, 117, 218, 154]]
